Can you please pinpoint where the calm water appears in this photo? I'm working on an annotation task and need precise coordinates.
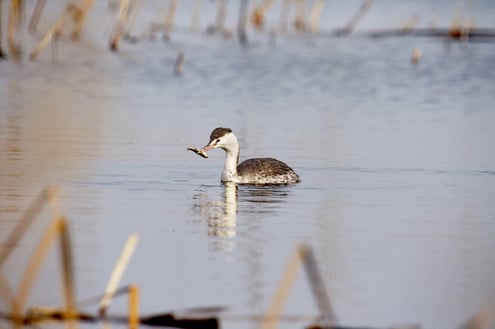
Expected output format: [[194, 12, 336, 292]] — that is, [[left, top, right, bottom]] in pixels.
[[1, 2, 495, 329]]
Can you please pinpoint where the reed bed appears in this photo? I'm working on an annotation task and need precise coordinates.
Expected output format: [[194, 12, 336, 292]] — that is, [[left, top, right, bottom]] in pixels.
[[0, 186, 220, 329], [0, 0, 493, 63]]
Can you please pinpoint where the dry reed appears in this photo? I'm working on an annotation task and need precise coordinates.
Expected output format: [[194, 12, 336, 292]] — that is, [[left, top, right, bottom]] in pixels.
[[99, 234, 139, 316], [293, 0, 306, 31], [30, 1, 93, 60], [237, 0, 249, 44], [109, 0, 130, 51], [28, 0, 47, 33], [128, 285, 139, 329], [164, 0, 179, 37], [174, 50, 184, 75], [0, 0, 7, 59], [307, 0, 324, 32], [339, 0, 374, 35], [0, 186, 54, 325], [58, 218, 78, 329], [299, 245, 337, 326], [0, 0, 489, 63], [7, 0, 22, 60], [0, 187, 221, 329], [261, 245, 303, 329], [251, 0, 275, 30], [460, 304, 495, 329], [0, 186, 53, 267], [262, 244, 338, 329]]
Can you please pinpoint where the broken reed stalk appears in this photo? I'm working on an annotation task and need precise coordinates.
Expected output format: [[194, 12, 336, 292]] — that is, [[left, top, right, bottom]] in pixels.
[[128, 285, 139, 329], [0, 0, 7, 59], [0, 274, 15, 312], [48, 185, 62, 218], [164, 0, 179, 37], [99, 234, 139, 316], [262, 245, 337, 329], [58, 219, 78, 329], [251, 0, 275, 30], [261, 246, 302, 329], [7, 0, 22, 60], [122, 0, 144, 41], [237, 0, 249, 44], [109, 0, 130, 51], [71, 0, 93, 39], [0, 186, 53, 268], [30, 1, 92, 60], [2, 305, 220, 329], [0, 186, 58, 321], [28, 0, 47, 33], [339, 0, 374, 35], [29, 8, 68, 60], [14, 217, 66, 322], [293, 0, 306, 31], [307, 0, 324, 32], [0, 189, 148, 329], [299, 245, 337, 326], [174, 50, 184, 76], [461, 304, 495, 329]]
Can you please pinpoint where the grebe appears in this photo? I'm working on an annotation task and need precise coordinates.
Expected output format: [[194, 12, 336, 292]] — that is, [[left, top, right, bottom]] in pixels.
[[189, 127, 301, 185]]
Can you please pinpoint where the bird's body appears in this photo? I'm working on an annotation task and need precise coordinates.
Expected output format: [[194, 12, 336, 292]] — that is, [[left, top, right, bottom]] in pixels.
[[236, 158, 300, 184], [195, 127, 301, 185]]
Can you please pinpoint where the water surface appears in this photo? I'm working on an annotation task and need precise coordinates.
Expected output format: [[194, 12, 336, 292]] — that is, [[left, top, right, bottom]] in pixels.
[[1, 2, 495, 329]]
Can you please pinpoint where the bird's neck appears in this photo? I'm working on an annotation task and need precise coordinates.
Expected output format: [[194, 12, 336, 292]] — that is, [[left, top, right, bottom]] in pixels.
[[221, 146, 240, 182]]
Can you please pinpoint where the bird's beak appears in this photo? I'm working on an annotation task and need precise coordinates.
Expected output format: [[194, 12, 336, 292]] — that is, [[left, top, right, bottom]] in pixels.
[[198, 142, 216, 154]]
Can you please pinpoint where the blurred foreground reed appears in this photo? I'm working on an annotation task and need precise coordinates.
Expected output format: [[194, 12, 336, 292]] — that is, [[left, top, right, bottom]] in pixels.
[[0, 186, 218, 329]]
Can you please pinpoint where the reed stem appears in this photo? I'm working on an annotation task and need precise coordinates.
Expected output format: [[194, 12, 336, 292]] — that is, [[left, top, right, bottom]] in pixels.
[[58, 218, 78, 329], [261, 246, 302, 329], [109, 0, 130, 51], [99, 234, 139, 316], [299, 245, 337, 326], [237, 0, 249, 44], [7, 0, 22, 60], [128, 285, 139, 329], [0, 187, 51, 267], [0, 0, 7, 59], [15, 218, 61, 323], [164, 0, 179, 37], [28, 0, 47, 33]]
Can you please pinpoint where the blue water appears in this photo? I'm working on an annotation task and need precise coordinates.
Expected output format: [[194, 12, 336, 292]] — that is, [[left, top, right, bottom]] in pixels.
[[1, 1, 495, 329]]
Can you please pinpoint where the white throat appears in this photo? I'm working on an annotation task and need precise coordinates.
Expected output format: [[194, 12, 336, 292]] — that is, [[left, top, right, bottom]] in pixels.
[[220, 134, 240, 182]]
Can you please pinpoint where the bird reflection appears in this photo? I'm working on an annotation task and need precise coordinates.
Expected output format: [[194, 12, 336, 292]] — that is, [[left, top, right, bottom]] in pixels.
[[193, 183, 292, 240], [207, 182, 238, 238], [192, 182, 238, 239]]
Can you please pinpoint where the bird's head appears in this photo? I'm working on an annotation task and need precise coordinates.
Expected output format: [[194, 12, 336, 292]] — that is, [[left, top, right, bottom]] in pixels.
[[199, 127, 238, 154]]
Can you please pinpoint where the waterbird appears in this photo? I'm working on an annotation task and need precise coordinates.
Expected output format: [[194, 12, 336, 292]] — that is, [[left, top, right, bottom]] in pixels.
[[188, 127, 301, 185]]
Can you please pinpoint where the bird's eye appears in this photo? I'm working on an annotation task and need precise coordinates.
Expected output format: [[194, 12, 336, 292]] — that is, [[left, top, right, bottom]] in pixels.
[[216, 139, 220, 143]]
